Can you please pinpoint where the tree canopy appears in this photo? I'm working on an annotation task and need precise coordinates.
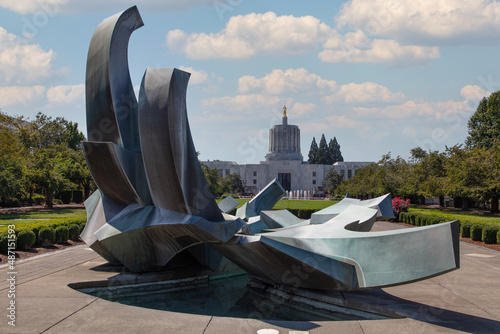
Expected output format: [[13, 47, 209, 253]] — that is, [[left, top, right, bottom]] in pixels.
[[0, 111, 92, 207], [466, 91, 500, 149], [308, 134, 343, 165], [307, 137, 318, 163]]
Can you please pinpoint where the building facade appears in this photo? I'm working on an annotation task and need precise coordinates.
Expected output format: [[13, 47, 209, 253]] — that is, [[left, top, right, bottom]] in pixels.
[[202, 109, 373, 194]]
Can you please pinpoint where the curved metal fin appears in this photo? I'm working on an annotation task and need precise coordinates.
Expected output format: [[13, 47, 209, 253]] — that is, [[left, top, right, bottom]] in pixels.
[[86, 5, 143, 151], [82, 141, 143, 206], [138, 68, 223, 221]]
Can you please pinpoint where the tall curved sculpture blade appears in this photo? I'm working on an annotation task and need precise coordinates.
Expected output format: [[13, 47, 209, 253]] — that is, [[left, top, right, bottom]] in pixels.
[[138, 68, 223, 222], [86, 6, 143, 150], [85, 5, 151, 205]]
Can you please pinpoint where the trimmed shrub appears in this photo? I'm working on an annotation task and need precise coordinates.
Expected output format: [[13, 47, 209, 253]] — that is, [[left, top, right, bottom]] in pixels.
[[297, 209, 315, 219], [78, 222, 86, 234], [461, 221, 472, 238], [408, 213, 416, 225], [39, 227, 56, 246], [68, 224, 80, 241], [414, 216, 420, 226], [482, 226, 499, 244], [55, 226, 69, 243], [30, 226, 42, 246], [497, 230, 500, 245], [470, 224, 483, 242], [428, 216, 443, 225], [16, 229, 36, 250], [0, 232, 9, 253]]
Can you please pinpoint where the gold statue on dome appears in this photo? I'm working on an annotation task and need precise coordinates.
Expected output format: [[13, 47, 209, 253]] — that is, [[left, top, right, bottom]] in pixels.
[[283, 105, 287, 117]]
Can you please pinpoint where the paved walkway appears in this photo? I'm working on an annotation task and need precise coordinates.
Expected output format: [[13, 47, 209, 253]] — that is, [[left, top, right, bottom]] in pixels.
[[1, 222, 499, 334]]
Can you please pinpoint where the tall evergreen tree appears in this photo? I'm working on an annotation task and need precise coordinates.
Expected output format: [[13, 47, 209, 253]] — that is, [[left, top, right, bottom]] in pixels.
[[308, 137, 318, 163], [327, 139, 335, 164], [466, 92, 500, 149], [315, 134, 329, 164], [329, 137, 343, 163]]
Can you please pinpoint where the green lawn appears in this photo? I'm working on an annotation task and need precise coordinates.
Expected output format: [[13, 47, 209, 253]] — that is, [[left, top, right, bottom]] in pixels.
[[409, 207, 500, 225], [0, 209, 87, 230], [0, 208, 86, 221], [216, 198, 335, 210]]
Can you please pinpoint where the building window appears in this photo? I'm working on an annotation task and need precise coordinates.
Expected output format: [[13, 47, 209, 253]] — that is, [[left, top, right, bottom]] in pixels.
[[312, 180, 316, 185], [253, 179, 257, 184], [312, 172, 316, 177], [348, 170, 352, 179], [253, 171, 257, 177], [225, 169, 230, 176], [218, 169, 223, 177], [340, 170, 345, 177]]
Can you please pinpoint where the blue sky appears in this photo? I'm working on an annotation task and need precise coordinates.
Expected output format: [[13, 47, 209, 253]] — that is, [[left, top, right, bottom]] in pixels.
[[1, 0, 499, 164]]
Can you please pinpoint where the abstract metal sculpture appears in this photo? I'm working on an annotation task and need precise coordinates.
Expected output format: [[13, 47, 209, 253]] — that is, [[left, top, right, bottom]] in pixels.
[[82, 6, 459, 289]]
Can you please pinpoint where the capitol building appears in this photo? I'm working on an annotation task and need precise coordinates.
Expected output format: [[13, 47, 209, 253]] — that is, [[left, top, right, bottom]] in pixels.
[[202, 108, 372, 194]]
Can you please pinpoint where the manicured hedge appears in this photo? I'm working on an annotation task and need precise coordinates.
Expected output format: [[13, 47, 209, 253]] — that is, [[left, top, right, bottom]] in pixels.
[[55, 226, 69, 244], [0, 232, 9, 253], [471, 224, 483, 242], [38, 227, 56, 247], [396, 210, 500, 245], [482, 226, 500, 244], [460, 221, 472, 238], [0, 217, 87, 253], [68, 224, 80, 241], [17, 229, 36, 250]]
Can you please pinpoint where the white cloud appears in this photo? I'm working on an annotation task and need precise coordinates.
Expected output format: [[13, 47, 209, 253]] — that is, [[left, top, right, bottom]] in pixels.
[[239, 68, 338, 95], [290, 102, 316, 117], [201, 94, 288, 115], [325, 115, 366, 129], [0, 0, 213, 14], [319, 33, 440, 66], [460, 85, 491, 100], [179, 66, 221, 85], [337, 0, 500, 45], [0, 0, 67, 15], [324, 82, 405, 104], [0, 27, 58, 84], [46, 84, 84, 104], [166, 12, 333, 59], [0, 85, 46, 107], [353, 100, 467, 120]]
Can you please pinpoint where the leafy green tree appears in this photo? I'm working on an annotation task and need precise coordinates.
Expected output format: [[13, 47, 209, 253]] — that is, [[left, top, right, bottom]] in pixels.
[[315, 134, 330, 165], [409, 146, 428, 164], [416, 150, 447, 206], [445, 144, 499, 212], [225, 173, 244, 194], [0, 112, 29, 205], [335, 153, 412, 199], [65, 121, 85, 150], [201, 163, 223, 197], [57, 148, 94, 199], [323, 168, 343, 194], [26, 147, 73, 207], [17, 112, 85, 151], [328, 137, 343, 164], [307, 137, 318, 164], [466, 92, 500, 149]]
